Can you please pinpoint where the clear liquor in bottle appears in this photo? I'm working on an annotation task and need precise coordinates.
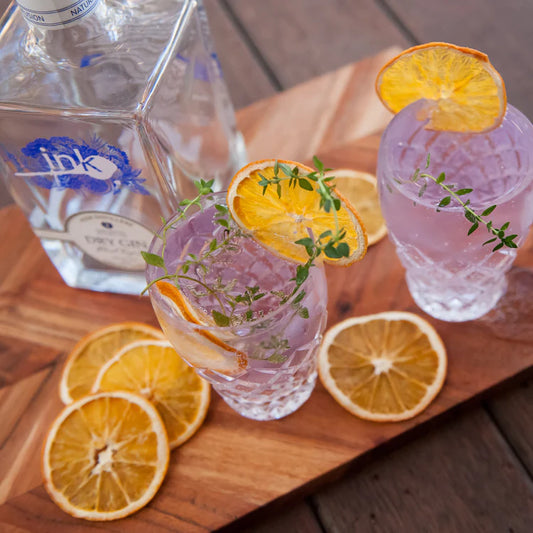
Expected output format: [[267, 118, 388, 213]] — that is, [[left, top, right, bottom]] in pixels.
[[0, 0, 247, 294]]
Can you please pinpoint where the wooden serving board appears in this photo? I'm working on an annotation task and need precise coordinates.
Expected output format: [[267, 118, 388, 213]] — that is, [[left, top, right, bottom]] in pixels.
[[1, 47, 533, 532]]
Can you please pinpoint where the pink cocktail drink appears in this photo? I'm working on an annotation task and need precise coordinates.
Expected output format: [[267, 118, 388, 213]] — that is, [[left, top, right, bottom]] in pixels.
[[377, 100, 533, 321], [146, 192, 327, 420]]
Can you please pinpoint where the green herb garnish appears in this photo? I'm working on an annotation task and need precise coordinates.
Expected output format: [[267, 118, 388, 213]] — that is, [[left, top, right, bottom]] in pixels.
[[257, 156, 352, 304], [142, 157, 351, 329], [410, 154, 518, 251]]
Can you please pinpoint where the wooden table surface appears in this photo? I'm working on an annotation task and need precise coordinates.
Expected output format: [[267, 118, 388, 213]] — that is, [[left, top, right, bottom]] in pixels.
[[1, 1, 532, 532]]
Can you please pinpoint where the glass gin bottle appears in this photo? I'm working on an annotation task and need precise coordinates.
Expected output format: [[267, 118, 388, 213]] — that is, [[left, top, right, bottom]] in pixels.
[[0, 0, 246, 294]]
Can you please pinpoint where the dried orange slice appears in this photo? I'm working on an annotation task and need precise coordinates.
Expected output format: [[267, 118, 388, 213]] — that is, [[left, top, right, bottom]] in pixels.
[[376, 42, 506, 132], [326, 169, 387, 246], [155, 279, 212, 325], [318, 312, 447, 421], [59, 322, 166, 404], [154, 281, 247, 374], [43, 391, 169, 521], [226, 159, 367, 265], [92, 340, 210, 449]]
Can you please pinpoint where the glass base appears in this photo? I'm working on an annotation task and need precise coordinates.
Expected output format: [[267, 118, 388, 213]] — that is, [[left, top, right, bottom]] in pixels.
[[205, 330, 323, 421], [407, 272, 508, 322], [216, 371, 317, 421]]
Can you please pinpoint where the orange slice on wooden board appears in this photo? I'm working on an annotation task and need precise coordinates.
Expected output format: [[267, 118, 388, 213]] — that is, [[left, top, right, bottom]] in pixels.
[[43, 391, 169, 521], [326, 169, 387, 246], [375, 42, 506, 132], [59, 322, 166, 404], [227, 159, 367, 265], [318, 311, 447, 422], [154, 281, 248, 375], [92, 339, 210, 449]]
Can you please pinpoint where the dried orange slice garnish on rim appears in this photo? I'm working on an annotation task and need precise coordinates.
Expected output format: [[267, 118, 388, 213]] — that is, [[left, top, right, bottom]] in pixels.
[[376, 42, 506, 132], [154, 281, 248, 374], [226, 159, 367, 265], [92, 339, 210, 449], [318, 311, 447, 422], [43, 391, 169, 521], [59, 322, 166, 404], [326, 169, 387, 246]]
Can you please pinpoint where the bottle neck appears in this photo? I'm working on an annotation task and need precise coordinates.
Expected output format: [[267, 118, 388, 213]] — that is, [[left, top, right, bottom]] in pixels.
[[16, 0, 102, 30], [17, 1, 124, 68]]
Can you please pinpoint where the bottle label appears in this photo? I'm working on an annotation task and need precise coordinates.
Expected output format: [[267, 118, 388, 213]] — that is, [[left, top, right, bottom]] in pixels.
[[7, 136, 149, 197], [34, 212, 155, 270], [16, 0, 100, 30]]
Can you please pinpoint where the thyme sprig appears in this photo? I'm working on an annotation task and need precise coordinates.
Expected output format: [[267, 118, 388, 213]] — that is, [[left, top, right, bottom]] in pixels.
[[141, 157, 349, 328], [411, 154, 518, 252], [142, 184, 256, 324], [257, 156, 351, 296], [258, 157, 348, 257], [141, 178, 217, 293]]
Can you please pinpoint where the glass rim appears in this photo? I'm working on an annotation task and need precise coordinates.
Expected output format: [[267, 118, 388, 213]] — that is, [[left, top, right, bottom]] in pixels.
[[379, 100, 533, 209], [145, 191, 326, 335]]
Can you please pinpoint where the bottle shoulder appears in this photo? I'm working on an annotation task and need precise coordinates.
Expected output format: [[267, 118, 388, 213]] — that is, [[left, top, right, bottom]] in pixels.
[[0, 3, 187, 113]]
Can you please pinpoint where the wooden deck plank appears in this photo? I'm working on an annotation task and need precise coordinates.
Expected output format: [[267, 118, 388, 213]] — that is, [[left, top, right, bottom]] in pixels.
[[487, 381, 533, 476], [384, 0, 533, 117], [311, 408, 533, 532], [204, 0, 277, 109], [225, 0, 409, 88], [231, 502, 322, 533]]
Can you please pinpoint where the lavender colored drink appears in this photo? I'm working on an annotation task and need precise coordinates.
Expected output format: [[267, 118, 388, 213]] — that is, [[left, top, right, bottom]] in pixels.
[[377, 100, 533, 321], [146, 192, 327, 420]]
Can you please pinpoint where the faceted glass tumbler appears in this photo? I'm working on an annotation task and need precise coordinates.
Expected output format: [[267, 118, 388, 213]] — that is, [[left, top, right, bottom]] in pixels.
[[377, 100, 533, 322], [146, 193, 328, 421]]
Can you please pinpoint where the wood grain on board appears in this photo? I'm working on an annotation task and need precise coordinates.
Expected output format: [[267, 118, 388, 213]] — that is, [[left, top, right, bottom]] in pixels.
[[1, 48, 533, 532], [0, 180, 9, 209], [241, 47, 396, 164]]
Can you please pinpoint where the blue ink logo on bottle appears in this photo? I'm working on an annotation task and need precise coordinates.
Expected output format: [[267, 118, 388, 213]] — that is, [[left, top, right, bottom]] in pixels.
[[10, 136, 149, 196]]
